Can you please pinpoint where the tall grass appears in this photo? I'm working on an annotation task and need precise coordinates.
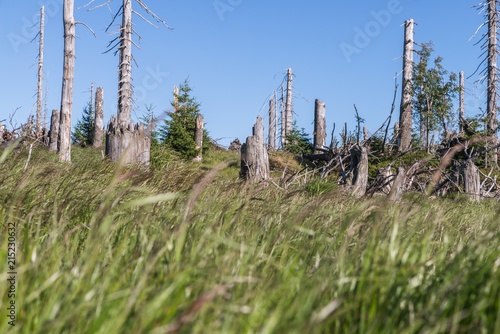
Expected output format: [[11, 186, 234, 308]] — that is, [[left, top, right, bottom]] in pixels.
[[0, 145, 499, 333]]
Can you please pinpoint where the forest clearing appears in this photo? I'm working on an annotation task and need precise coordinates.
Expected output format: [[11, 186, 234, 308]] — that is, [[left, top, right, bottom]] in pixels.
[[1, 0, 500, 333]]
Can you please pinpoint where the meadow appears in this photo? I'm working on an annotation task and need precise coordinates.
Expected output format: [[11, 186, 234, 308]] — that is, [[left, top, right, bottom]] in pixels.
[[0, 144, 499, 333]]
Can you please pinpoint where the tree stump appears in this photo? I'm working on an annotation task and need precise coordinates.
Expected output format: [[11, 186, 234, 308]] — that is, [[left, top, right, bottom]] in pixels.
[[93, 87, 104, 148], [49, 109, 60, 152], [314, 99, 327, 152], [105, 116, 150, 165], [350, 145, 368, 197], [388, 167, 406, 202], [460, 160, 481, 202], [193, 113, 204, 162], [241, 116, 270, 182]]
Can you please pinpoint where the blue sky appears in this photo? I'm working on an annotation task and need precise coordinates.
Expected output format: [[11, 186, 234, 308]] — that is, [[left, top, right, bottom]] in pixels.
[[0, 1, 488, 147]]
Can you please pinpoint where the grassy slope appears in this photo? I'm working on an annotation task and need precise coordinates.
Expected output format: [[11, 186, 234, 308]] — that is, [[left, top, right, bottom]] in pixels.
[[0, 145, 499, 334]]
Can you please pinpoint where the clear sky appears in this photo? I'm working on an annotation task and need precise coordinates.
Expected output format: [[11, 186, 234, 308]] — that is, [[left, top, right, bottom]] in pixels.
[[0, 0, 488, 147]]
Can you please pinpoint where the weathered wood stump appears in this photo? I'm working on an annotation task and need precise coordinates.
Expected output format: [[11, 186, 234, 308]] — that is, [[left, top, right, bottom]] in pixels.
[[193, 113, 204, 162], [93, 87, 104, 149], [313, 99, 327, 153], [48, 109, 60, 152], [241, 116, 270, 182], [460, 160, 481, 202], [105, 116, 150, 165], [350, 145, 368, 197], [388, 167, 406, 202]]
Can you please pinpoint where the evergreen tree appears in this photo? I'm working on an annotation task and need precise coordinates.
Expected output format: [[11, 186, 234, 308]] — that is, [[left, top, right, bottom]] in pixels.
[[283, 121, 313, 154], [140, 104, 160, 147], [159, 80, 209, 158], [413, 42, 458, 149], [72, 102, 95, 147]]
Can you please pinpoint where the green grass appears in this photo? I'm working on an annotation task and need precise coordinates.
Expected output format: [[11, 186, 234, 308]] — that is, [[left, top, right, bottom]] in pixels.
[[0, 144, 499, 333]]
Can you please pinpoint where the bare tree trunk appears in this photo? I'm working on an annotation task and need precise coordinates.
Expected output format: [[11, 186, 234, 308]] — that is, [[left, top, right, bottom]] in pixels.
[[281, 83, 286, 147], [350, 145, 368, 197], [58, 0, 75, 163], [420, 112, 427, 148], [173, 85, 179, 113], [37, 6, 45, 134], [285, 68, 293, 141], [241, 116, 270, 182], [93, 87, 104, 148], [268, 94, 276, 150], [459, 71, 465, 136], [487, 0, 498, 166], [388, 167, 406, 202], [393, 122, 400, 146], [313, 99, 327, 152], [117, 0, 133, 127], [49, 109, 60, 152], [0, 123, 4, 144], [193, 113, 204, 162], [398, 19, 414, 152], [461, 160, 482, 202], [363, 126, 369, 142]]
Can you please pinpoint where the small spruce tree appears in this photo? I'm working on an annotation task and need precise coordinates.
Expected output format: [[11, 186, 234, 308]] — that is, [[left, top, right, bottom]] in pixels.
[[283, 121, 313, 155], [159, 80, 209, 159], [72, 102, 95, 147]]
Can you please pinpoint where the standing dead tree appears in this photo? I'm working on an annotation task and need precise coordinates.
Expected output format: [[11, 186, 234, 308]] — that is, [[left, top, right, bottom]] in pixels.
[[58, 0, 76, 163], [313, 99, 327, 152], [193, 113, 204, 162], [97, 0, 171, 165], [284, 68, 293, 143], [268, 93, 277, 150], [459, 71, 465, 135], [398, 19, 414, 152], [93, 87, 104, 148], [36, 6, 45, 134], [349, 145, 368, 197], [49, 109, 60, 152], [486, 0, 499, 166], [241, 116, 270, 183]]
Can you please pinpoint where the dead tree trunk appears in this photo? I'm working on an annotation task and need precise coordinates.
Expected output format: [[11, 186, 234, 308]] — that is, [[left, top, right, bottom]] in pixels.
[[193, 113, 204, 162], [93, 87, 104, 148], [363, 126, 369, 142], [106, 117, 150, 165], [461, 160, 482, 202], [173, 85, 179, 113], [241, 116, 270, 182], [58, 0, 75, 163], [398, 19, 414, 152], [350, 145, 368, 197], [388, 167, 406, 202], [487, 0, 498, 166], [285, 68, 293, 141], [459, 71, 465, 136], [49, 109, 60, 152], [36, 6, 45, 134], [314, 99, 327, 152], [268, 94, 276, 150], [117, 0, 133, 126], [281, 83, 286, 147]]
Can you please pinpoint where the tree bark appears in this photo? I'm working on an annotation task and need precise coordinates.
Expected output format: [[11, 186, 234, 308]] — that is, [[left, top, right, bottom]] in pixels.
[[193, 113, 204, 162], [37, 6, 45, 134], [49, 109, 60, 151], [398, 19, 414, 152], [106, 117, 150, 165], [459, 71, 465, 136], [117, 0, 133, 127], [285, 68, 293, 142], [388, 167, 406, 202], [314, 99, 327, 152], [487, 1, 498, 166], [461, 160, 481, 202], [350, 145, 368, 197], [93, 87, 104, 148], [241, 116, 270, 182], [281, 83, 286, 147], [58, 0, 75, 163], [268, 95, 276, 150]]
